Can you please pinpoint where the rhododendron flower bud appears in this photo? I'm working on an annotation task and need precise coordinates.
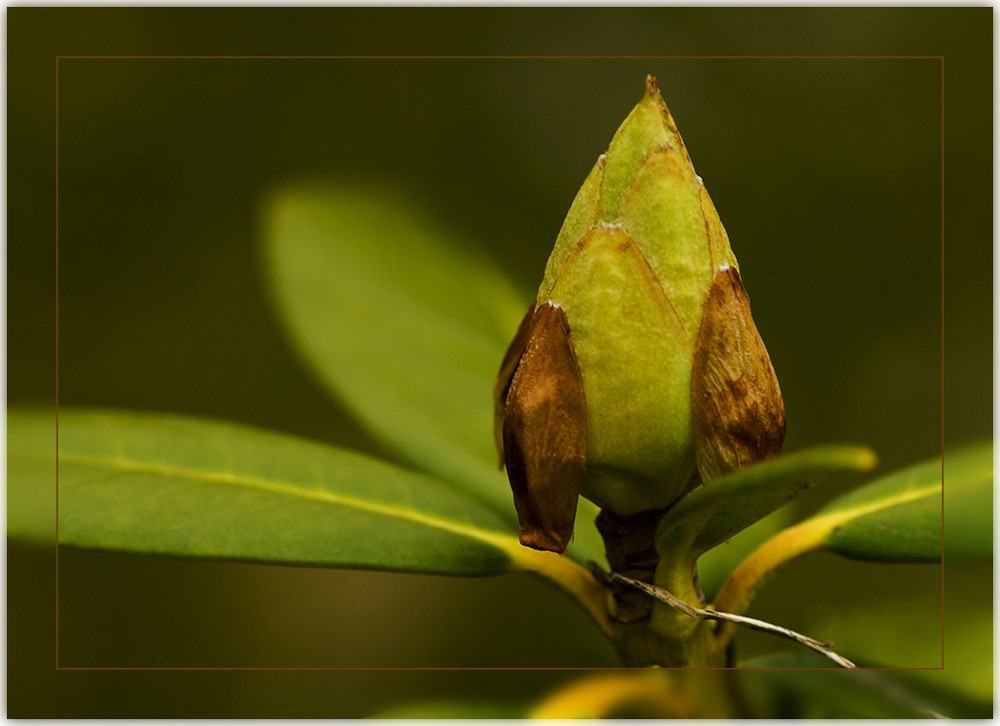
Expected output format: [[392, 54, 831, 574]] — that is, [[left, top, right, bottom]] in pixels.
[[495, 77, 785, 552]]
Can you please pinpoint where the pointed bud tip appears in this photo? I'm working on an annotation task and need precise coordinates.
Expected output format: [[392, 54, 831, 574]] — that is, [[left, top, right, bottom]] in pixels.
[[642, 74, 674, 121]]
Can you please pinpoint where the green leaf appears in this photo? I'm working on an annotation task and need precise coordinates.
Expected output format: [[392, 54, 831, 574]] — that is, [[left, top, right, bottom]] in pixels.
[[262, 182, 605, 567], [655, 445, 877, 561], [263, 182, 524, 519], [7, 408, 57, 543], [54, 409, 616, 637], [942, 442, 992, 561], [710, 447, 990, 651], [57, 409, 520, 576], [816, 451, 953, 563], [650, 446, 875, 637]]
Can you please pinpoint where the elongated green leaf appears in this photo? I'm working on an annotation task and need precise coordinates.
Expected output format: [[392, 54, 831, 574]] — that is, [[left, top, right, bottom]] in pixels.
[[942, 442, 992, 560], [263, 182, 523, 516], [54, 409, 616, 636], [262, 182, 605, 567], [650, 446, 876, 636], [724, 446, 989, 575], [59, 411, 611, 631], [655, 445, 877, 561], [7, 409, 57, 543], [712, 448, 986, 621], [812, 447, 987, 562], [58, 409, 520, 575]]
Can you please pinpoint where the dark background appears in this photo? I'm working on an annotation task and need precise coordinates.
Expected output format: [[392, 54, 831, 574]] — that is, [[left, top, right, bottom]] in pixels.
[[8, 7, 991, 717]]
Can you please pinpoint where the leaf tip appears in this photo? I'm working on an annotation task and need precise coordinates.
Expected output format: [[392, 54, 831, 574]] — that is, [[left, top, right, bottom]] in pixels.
[[856, 447, 879, 471]]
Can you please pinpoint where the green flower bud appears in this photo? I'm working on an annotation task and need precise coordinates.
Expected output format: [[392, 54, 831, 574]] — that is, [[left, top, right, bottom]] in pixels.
[[495, 76, 785, 552]]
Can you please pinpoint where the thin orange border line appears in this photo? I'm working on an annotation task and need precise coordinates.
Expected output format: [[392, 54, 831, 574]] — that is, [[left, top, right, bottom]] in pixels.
[[53, 665, 947, 672], [54, 54, 948, 673], [939, 55, 946, 671], [54, 54, 944, 60], [55, 55, 61, 671]]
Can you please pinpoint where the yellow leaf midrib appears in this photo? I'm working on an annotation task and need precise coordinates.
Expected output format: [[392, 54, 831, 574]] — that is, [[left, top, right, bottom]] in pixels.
[[59, 450, 617, 636], [59, 452, 520, 554], [810, 482, 941, 537], [712, 481, 941, 620]]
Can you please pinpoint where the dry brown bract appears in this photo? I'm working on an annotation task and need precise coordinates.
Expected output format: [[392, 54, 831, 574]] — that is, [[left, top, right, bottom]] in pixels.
[[691, 266, 786, 483], [500, 303, 587, 552]]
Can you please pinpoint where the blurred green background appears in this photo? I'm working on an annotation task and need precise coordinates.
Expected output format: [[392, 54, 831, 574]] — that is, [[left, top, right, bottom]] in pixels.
[[8, 7, 991, 717]]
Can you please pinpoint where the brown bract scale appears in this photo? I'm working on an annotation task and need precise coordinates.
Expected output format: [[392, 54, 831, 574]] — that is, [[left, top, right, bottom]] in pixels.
[[500, 303, 587, 553], [493, 303, 535, 468], [691, 266, 786, 482]]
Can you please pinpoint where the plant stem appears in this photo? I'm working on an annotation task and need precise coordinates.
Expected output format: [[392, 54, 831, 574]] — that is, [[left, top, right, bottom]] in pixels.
[[589, 506, 732, 668], [612, 573, 856, 668]]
